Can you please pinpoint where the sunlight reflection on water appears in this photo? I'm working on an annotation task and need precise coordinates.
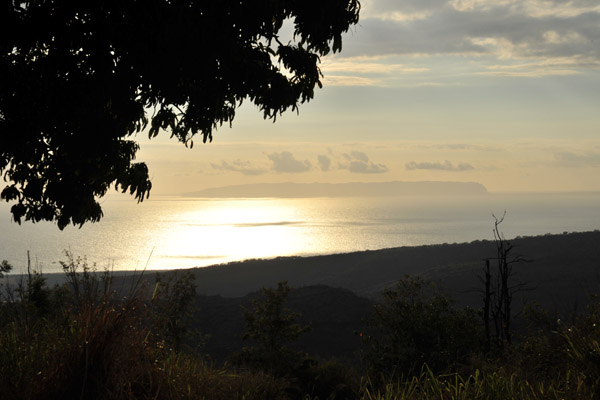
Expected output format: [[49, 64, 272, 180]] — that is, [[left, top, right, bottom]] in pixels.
[[1, 193, 599, 274], [155, 199, 305, 267]]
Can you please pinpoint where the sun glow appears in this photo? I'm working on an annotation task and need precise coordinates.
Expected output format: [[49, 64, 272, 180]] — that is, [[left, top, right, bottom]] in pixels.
[[152, 199, 307, 268]]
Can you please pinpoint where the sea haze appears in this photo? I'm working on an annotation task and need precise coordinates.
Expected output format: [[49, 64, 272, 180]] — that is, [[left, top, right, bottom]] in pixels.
[[0, 191, 599, 274]]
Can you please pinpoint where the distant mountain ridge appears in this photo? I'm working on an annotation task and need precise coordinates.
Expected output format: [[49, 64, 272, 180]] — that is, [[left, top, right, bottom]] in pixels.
[[183, 181, 488, 198]]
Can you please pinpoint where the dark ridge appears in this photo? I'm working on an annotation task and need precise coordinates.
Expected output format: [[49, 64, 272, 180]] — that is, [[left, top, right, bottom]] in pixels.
[[189, 230, 600, 314], [192, 285, 373, 364]]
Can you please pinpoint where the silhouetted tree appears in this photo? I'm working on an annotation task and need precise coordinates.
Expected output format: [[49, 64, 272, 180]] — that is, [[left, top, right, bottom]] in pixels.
[[237, 281, 310, 374], [151, 271, 197, 352], [482, 213, 530, 351], [0, 1, 360, 228], [362, 276, 483, 379]]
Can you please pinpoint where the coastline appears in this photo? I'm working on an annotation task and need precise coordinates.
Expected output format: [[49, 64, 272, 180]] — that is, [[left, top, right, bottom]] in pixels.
[[8, 229, 599, 314]]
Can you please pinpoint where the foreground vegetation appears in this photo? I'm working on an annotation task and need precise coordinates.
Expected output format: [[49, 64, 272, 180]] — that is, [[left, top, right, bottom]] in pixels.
[[1, 252, 600, 399]]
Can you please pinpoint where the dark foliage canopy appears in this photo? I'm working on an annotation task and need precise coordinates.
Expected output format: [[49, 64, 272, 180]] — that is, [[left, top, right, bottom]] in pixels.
[[362, 276, 483, 378], [0, 0, 360, 229]]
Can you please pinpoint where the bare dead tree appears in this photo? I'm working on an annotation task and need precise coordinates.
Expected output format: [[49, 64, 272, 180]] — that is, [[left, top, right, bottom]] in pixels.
[[482, 258, 492, 352], [482, 212, 531, 351]]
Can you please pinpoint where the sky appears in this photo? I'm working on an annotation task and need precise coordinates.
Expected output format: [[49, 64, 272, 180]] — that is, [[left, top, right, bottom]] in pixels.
[[136, 0, 600, 195]]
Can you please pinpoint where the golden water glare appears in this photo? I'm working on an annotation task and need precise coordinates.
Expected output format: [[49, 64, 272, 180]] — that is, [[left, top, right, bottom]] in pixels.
[[153, 199, 308, 268]]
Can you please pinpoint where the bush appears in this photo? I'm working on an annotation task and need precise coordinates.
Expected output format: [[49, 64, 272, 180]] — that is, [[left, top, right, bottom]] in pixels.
[[235, 281, 311, 375], [300, 359, 361, 400], [361, 275, 484, 380], [0, 255, 290, 400], [558, 298, 600, 393]]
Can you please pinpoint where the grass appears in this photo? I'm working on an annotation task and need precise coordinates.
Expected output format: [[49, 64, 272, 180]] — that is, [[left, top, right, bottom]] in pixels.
[[2, 255, 600, 399], [0, 256, 289, 400], [359, 367, 594, 400]]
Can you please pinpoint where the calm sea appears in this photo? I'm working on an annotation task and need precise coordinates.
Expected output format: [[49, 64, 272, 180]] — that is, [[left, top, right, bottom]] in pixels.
[[1, 192, 599, 274]]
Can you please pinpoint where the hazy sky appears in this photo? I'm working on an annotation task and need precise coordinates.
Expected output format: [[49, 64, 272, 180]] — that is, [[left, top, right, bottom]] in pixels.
[[136, 0, 600, 194]]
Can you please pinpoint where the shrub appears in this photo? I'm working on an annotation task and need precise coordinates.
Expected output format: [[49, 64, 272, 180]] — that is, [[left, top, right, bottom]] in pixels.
[[361, 275, 483, 380], [0, 254, 289, 400], [235, 281, 311, 375]]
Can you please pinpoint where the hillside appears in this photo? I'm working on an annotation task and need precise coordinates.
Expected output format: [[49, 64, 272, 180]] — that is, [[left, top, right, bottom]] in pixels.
[[192, 285, 373, 363], [184, 230, 600, 363], [5, 230, 600, 368], [189, 230, 600, 312]]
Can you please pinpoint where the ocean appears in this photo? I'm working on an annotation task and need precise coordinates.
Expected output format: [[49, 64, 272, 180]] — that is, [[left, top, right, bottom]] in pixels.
[[1, 192, 599, 274]]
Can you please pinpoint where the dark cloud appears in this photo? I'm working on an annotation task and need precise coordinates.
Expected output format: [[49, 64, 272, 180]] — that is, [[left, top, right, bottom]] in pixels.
[[339, 151, 389, 174], [318, 155, 332, 171], [349, 160, 389, 173], [405, 160, 475, 171], [210, 160, 267, 176], [341, 1, 600, 68], [267, 151, 312, 173], [342, 151, 370, 162], [343, 16, 482, 57], [365, 0, 447, 14]]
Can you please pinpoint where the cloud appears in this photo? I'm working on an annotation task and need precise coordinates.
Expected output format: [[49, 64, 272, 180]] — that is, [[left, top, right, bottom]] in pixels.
[[339, 151, 389, 174], [320, 75, 383, 87], [361, 0, 448, 18], [321, 59, 429, 74], [478, 62, 580, 77], [405, 160, 475, 171], [348, 161, 389, 174], [318, 155, 332, 171], [543, 30, 586, 45], [450, 0, 600, 18], [210, 160, 267, 176], [267, 151, 312, 173], [421, 143, 481, 150], [339, 0, 600, 76], [350, 151, 369, 162], [554, 151, 600, 166]]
